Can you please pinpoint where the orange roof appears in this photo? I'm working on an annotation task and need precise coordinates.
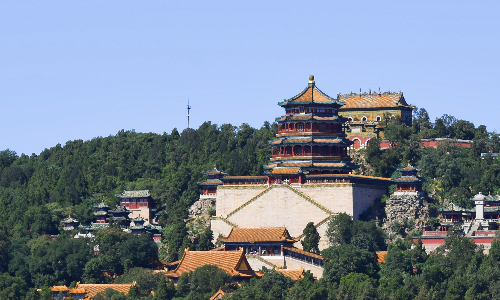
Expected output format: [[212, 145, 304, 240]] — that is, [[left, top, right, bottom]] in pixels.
[[285, 138, 311, 143], [74, 283, 135, 298], [166, 249, 261, 278], [376, 251, 387, 263], [339, 92, 413, 109], [219, 227, 296, 243], [282, 247, 324, 260], [50, 286, 69, 292], [271, 168, 300, 174], [280, 162, 311, 167], [276, 267, 305, 280], [210, 288, 226, 300], [313, 138, 341, 143], [286, 86, 335, 104], [68, 288, 86, 294]]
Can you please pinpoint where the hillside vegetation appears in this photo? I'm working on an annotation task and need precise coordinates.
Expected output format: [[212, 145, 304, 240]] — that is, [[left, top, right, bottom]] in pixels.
[[1, 109, 500, 298]]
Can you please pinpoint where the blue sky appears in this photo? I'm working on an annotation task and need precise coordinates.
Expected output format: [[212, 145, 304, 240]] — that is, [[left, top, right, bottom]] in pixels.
[[1, 1, 499, 155]]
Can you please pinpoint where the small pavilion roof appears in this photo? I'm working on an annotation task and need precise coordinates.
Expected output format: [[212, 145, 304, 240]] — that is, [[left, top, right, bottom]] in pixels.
[[278, 76, 342, 107], [116, 190, 151, 198], [198, 179, 224, 186], [204, 166, 227, 176], [166, 249, 262, 278], [95, 202, 109, 209], [219, 227, 297, 243], [397, 164, 420, 172], [131, 216, 146, 222], [393, 176, 421, 183], [109, 205, 129, 214], [276, 267, 305, 280], [61, 216, 78, 223], [438, 202, 469, 212], [339, 91, 414, 109], [50, 286, 68, 292], [74, 282, 135, 298]]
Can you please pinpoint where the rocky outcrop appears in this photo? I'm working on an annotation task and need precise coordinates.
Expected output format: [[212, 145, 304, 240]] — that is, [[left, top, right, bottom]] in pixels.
[[383, 194, 430, 237], [188, 199, 215, 217]]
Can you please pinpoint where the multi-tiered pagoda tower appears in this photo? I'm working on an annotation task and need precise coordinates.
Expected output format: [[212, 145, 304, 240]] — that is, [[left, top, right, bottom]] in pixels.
[[264, 76, 357, 184]]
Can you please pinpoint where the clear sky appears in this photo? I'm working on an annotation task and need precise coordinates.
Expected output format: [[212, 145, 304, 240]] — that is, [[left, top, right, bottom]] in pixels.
[[1, 1, 499, 155]]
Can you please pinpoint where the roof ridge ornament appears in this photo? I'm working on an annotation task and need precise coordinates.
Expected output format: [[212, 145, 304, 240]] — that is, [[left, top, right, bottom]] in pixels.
[[308, 75, 315, 86]]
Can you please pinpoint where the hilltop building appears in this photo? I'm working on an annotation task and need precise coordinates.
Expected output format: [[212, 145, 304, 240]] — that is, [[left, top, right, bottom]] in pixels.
[[415, 192, 500, 252], [393, 164, 425, 195], [339, 90, 414, 149], [211, 76, 392, 251], [116, 190, 155, 224]]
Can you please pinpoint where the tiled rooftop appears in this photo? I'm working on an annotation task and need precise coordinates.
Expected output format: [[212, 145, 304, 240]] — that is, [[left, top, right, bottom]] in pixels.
[[398, 164, 420, 172], [376, 251, 387, 263], [75, 283, 135, 298], [270, 168, 301, 174], [219, 227, 296, 243], [393, 176, 420, 182], [276, 267, 305, 280], [198, 179, 224, 186], [279, 77, 339, 106], [116, 190, 151, 198], [167, 249, 261, 278], [282, 247, 324, 260], [339, 91, 413, 109]]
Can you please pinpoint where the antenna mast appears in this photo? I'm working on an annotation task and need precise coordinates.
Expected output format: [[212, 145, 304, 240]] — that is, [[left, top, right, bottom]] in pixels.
[[187, 99, 192, 129]]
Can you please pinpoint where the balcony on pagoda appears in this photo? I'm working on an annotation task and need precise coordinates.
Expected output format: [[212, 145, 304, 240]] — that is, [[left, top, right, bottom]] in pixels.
[[277, 122, 343, 135], [271, 145, 347, 159]]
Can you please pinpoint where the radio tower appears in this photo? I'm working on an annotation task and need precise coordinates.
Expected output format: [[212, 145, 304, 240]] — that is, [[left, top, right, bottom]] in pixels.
[[187, 99, 192, 129]]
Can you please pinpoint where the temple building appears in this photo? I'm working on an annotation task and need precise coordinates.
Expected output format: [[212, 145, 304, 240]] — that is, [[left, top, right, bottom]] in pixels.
[[218, 227, 297, 255], [165, 249, 262, 281], [393, 164, 425, 195], [211, 76, 392, 251], [265, 75, 357, 183], [190, 166, 227, 217], [60, 216, 79, 231], [116, 190, 154, 224], [339, 90, 414, 149]]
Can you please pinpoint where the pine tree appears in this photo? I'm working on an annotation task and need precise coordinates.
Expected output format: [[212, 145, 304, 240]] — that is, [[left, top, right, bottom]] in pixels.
[[301, 222, 320, 254]]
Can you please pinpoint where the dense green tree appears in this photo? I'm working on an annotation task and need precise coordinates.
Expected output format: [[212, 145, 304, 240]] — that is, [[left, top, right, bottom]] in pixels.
[[322, 244, 378, 283], [301, 222, 320, 254]]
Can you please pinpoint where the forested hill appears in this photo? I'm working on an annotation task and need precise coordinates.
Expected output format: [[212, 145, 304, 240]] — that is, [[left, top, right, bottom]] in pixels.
[[0, 121, 276, 236]]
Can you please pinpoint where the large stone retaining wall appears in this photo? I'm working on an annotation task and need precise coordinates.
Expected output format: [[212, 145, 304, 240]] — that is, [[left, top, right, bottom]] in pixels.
[[216, 185, 267, 216], [211, 183, 387, 251], [226, 186, 330, 238]]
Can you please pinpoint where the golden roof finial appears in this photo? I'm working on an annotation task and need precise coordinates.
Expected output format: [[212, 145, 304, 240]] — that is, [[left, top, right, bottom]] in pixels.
[[308, 75, 315, 85]]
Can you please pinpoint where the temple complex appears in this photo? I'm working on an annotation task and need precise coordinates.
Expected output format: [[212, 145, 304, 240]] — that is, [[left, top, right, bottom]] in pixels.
[[339, 90, 414, 149], [416, 192, 500, 252], [211, 76, 392, 251]]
